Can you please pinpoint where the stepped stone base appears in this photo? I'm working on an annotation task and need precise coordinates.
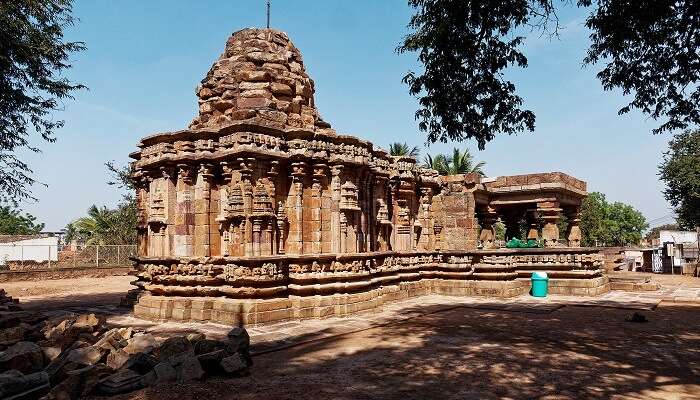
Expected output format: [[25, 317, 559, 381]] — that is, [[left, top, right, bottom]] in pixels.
[[133, 276, 609, 326]]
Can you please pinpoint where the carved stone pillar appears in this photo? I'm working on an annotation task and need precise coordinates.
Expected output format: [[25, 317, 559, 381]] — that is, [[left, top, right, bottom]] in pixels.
[[311, 163, 327, 254], [194, 163, 213, 257], [174, 164, 195, 257], [251, 217, 262, 256], [565, 206, 582, 247], [478, 206, 498, 249], [330, 165, 343, 253], [526, 209, 540, 241], [287, 161, 306, 254], [538, 201, 562, 248]]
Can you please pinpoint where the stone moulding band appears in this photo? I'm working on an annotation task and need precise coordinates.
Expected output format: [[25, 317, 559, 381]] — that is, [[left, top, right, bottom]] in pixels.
[[132, 248, 606, 299], [132, 247, 609, 325]]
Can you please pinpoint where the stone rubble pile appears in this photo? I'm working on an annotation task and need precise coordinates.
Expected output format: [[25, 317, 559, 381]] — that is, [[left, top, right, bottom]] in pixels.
[[0, 307, 252, 399], [189, 28, 333, 132], [0, 289, 21, 312]]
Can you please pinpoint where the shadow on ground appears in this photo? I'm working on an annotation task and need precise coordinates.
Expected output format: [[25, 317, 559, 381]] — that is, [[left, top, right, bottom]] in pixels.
[[85, 301, 700, 400]]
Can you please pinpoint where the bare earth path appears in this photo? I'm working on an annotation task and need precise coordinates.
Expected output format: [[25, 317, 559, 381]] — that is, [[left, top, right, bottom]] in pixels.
[[1, 275, 134, 310]]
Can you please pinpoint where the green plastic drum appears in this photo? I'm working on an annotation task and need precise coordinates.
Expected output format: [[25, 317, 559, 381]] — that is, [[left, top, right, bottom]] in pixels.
[[531, 271, 549, 297]]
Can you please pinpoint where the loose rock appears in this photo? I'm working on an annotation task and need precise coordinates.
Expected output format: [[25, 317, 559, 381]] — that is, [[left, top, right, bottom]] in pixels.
[[0, 341, 44, 374]]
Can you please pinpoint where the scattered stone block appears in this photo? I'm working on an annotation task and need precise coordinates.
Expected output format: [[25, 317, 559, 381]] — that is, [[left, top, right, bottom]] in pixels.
[[0, 341, 44, 374], [220, 353, 248, 375], [155, 336, 192, 361], [97, 369, 144, 396], [123, 333, 156, 355], [123, 352, 157, 375], [0, 370, 49, 400]]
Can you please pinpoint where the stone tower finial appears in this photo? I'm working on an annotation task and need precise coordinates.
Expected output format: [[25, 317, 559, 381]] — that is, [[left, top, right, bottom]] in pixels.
[[189, 28, 332, 133]]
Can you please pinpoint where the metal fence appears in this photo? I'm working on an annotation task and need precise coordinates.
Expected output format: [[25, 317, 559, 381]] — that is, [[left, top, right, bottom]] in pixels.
[[0, 244, 137, 271]]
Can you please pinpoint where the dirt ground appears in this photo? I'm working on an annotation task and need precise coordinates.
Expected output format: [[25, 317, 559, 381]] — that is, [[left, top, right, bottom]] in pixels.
[[1, 275, 134, 310], [83, 301, 699, 400], [3, 274, 699, 399]]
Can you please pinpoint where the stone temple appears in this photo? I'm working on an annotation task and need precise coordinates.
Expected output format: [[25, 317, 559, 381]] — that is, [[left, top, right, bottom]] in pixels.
[[129, 28, 608, 324]]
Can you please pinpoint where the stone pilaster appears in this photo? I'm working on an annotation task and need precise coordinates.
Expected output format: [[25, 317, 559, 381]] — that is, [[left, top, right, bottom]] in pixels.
[[526, 209, 540, 241], [478, 206, 499, 249], [194, 163, 213, 257], [565, 207, 582, 247], [538, 201, 562, 248], [287, 161, 306, 254], [174, 164, 195, 257]]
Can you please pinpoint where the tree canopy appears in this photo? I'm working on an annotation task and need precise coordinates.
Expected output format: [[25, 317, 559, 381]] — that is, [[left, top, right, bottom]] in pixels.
[[579, 191, 648, 246], [0, 206, 44, 235], [400, 0, 700, 148], [0, 0, 85, 202], [658, 130, 700, 229]]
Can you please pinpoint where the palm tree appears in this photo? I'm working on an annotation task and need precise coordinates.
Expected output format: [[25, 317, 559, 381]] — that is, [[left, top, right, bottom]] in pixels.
[[422, 153, 450, 175], [69, 205, 112, 245], [445, 148, 486, 176], [389, 142, 420, 157], [423, 148, 486, 176]]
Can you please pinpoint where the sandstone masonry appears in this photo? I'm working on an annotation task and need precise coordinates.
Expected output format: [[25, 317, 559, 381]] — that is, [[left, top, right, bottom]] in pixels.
[[129, 28, 607, 325]]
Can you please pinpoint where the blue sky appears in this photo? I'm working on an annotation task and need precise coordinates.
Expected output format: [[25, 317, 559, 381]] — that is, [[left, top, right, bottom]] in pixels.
[[20, 0, 675, 230]]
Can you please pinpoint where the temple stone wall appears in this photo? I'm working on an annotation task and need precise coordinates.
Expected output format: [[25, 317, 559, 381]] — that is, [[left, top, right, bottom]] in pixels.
[[128, 28, 606, 324]]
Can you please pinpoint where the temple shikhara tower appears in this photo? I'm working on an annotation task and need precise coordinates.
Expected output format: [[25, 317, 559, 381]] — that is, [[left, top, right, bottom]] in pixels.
[[129, 29, 607, 324]]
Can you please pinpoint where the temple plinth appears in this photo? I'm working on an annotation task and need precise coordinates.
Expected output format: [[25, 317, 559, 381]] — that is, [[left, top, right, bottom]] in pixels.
[[129, 28, 608, 325]]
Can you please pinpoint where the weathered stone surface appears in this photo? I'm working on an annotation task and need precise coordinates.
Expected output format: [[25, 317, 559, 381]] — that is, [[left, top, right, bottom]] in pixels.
[[0, 370, 49, 400], [220, 353, 248, 374], [106, 349, 130, 370], [96, 369, 143, 395], [129, 26, 601, 327], [123, 333, 156, 355], [189, 28, 331, 132], [226, 327, 250, 354], [66, 346, 104, 366], [0, 324, 29, 346], [123, 352, 157, 375], [46, 364, 111, 400], [154, 336, 192, 361], [194, 339, 226, 355], [169, 352, 204, 381], [0, 342, 43, 374]]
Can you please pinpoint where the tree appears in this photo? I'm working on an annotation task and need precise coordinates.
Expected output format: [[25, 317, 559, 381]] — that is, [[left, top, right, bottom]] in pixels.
[[389, 142, 420, 157], [423, 148, 486, 176], [64, 162, 137, 245], [579, 191, 648, 246], [0, 0, 85, 203], [400, 1, 700, 148], [423, 153, 450, 174], [0, 206, 44, 235], [658, 130, 700, 230]]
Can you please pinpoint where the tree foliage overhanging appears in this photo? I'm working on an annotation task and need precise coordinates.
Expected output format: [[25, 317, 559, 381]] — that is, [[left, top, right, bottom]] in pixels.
[[0, 0, 85, 203], [400, 0, 700, 148], [658, 130, 700, 229]]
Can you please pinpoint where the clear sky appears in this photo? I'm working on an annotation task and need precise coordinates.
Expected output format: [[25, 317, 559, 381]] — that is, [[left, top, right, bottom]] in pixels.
[[20, 0, 676, 230]]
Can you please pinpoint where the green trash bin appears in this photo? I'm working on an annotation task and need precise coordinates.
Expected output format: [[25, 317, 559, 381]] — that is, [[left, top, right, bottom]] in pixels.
[[531, 271, 549, 297]]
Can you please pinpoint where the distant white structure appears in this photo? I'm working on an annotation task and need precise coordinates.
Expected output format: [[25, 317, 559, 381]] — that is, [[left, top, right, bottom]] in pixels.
[[0, 236, 59, 266], [659, 230, 698, 245]]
